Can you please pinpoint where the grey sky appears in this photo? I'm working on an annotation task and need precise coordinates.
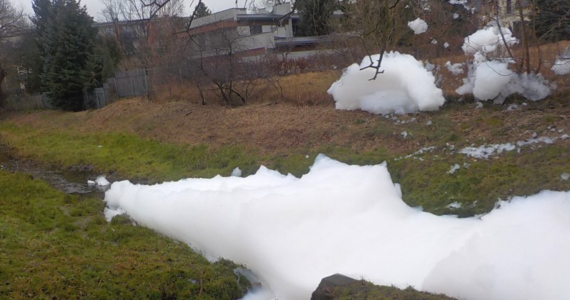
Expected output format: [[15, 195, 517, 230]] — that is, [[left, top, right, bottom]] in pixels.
[[13, 0, 257, 21]]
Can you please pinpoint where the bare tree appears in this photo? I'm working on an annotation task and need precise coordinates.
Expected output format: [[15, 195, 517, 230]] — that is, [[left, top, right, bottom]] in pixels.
[[0, 0, 23, 40], [488, 0, 570, 75], [174, 6, 284, 106], [100, 0, 184, 49], [337, 0, 413, 80], [99, 0, 187, 71], [186, 23, 252, 105], [101, 0, 185, 23], [0, 0, 25, 107]]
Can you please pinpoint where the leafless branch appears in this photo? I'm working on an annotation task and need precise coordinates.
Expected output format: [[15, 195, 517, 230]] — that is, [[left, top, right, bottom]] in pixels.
[[0, 0, 24, 41]]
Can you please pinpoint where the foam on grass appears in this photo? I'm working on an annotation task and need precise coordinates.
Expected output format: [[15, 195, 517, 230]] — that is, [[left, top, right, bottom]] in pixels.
[[104, 155, 570, 300], [328, 52, 445, 115]]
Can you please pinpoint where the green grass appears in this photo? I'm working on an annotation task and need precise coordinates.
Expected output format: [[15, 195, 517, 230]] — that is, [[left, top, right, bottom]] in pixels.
[[2, 121, 569, 217], [326, 281, 456, 300], [0, 170, 249, 299], [0, 123, 260, 182], [389, 145, 570, 216], [1, 105, 570, 299]]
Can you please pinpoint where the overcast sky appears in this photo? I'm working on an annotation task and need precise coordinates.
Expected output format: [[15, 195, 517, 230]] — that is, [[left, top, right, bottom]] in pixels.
[[14, 0, 259, 22]]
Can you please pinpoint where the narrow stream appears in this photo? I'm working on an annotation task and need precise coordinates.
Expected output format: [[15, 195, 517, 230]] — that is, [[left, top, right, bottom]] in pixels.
[[0, 144, 106, 197]]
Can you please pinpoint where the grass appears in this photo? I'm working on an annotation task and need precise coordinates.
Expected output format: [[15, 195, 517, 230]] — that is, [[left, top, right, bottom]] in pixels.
[[389, 145, 570, 216], [2, 115, 569, 217], [0, 123, 260, 182], [0, 170, 249, 299], [325, 281, 456, 300], [3, 41, 570, 299], [151, 71, 340, 107], [1, 72, 569, 299]]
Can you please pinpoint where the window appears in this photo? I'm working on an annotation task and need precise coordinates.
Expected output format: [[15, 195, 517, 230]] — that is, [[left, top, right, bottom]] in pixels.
[[250, 25, 262, 35]]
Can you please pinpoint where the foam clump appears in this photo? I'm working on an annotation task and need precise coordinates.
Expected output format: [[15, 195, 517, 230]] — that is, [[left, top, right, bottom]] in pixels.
[[445, 61, 464, 75], [408, 18, 428, 34], [95, 175, 110, 186], [462, 24, 517, 55], [328, 52, 445, 115], [551, 57, 570, 75], [456, 53, 551, 103], [104, 155, 570, 300]]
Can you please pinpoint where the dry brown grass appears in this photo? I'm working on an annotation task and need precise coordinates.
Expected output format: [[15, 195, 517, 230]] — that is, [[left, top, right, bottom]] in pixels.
[[149, 71, 341, 107], [146, 40, 570, 106], [5, 90, 569, 159]]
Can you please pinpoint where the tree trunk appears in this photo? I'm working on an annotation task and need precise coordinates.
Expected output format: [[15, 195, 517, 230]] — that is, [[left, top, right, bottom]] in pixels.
[[0, 68, 7, 108]]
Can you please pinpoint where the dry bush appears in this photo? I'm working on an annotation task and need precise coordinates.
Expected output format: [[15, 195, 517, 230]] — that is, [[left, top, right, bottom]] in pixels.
[[145, 68, 339, 107]]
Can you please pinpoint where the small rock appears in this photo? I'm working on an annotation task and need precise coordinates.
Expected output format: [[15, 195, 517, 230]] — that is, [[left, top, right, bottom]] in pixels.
[[311, 274, 357, 300]]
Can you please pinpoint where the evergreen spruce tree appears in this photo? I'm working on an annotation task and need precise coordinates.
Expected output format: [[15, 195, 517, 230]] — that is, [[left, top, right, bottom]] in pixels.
[[30, 0, 53, 93], [32, 0, 97, 111], [195, 2, 211, 18], [533, 0, 570, 41], [83, 36, 122, 91], [297, 0, 339, 36]]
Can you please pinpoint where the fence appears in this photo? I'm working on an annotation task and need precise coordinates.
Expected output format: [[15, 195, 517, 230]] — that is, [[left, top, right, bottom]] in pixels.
[[2, 93, 48, 110], [82, 69, 149, 109], [112, 69, 149, 99], [3, 70, 149, 111]]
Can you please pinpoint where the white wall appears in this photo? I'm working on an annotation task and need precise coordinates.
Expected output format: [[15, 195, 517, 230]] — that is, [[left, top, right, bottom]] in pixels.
[[191, 8, 245, 28]]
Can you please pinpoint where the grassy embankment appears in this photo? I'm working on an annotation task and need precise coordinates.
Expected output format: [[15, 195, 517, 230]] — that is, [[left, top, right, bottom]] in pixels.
[[1, 65, 569, 299], [0, 169, 249, 299], [1, 92, 569, 216]]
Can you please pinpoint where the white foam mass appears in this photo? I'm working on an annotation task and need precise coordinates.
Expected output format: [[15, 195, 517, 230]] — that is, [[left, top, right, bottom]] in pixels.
[[551, 58, 570, 75], [328, 52, 445, 115], [104, 155, 570, 300], [473, 60, 511, 100], [552, 47, 570, 75], [95, 175, 110, 186], [462, 25, 517, 55], [456, 54, 551, 103], [408, 18, 428, 34]]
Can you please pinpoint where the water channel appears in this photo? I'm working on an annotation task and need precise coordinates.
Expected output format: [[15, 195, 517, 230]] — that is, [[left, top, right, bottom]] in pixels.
[[0, 144, 107, 196]]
